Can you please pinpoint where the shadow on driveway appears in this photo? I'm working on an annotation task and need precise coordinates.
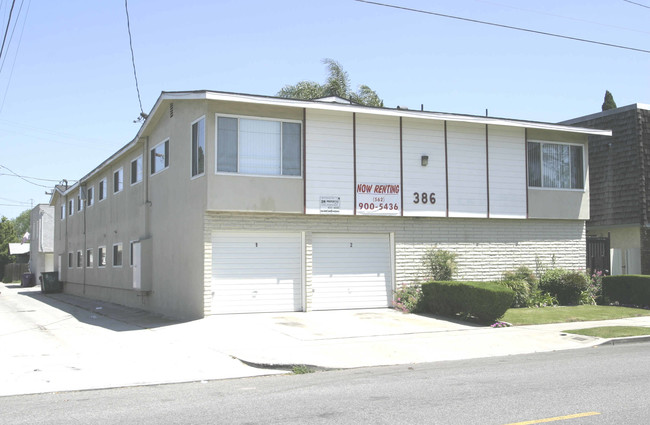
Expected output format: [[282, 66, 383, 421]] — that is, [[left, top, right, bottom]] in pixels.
[[16, 288, 185, 332]]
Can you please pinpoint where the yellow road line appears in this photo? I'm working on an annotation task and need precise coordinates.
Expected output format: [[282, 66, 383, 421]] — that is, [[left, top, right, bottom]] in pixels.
[[504, 411, 601, 425]]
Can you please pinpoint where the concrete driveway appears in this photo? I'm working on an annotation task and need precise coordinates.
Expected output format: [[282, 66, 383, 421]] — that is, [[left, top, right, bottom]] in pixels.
[[3, 282, 641, 397]]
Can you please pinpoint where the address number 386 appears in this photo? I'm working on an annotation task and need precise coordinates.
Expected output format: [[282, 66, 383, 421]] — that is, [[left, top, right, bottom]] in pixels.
[[413, 192, 436, 204]]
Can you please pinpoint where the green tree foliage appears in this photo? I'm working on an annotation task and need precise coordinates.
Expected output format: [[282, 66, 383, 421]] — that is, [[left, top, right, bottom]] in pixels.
[[13, 209, 30, 238], [277, 58, 384, 107], [0, 216, 19, 280], [602, 90, 617, 111], [422, 248, 458, 281]]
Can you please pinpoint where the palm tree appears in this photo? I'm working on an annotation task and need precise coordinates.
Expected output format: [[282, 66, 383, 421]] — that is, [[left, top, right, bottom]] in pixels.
[[278, 58, 383, 107]]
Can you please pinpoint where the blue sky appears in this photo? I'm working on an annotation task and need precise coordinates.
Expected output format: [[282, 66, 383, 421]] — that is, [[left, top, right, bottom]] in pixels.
[[0, 0, 648, 219]]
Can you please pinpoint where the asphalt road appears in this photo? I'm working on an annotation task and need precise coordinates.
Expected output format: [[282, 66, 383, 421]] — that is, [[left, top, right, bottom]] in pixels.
[[2, 342, 650, 425]]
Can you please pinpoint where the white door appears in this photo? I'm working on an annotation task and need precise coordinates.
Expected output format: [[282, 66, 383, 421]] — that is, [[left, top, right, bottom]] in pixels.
[[212, 232, 302, 314], [311, 233, 392, 310], [132, 242, 141, 290]]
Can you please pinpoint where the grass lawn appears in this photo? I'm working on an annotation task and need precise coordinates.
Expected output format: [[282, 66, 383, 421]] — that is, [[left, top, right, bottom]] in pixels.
[[501, 305, 650, 326], [564, 326, 650, 338]]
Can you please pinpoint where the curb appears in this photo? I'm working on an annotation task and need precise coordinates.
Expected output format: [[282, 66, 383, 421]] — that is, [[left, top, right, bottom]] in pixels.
[[596, 335, 650, 346]]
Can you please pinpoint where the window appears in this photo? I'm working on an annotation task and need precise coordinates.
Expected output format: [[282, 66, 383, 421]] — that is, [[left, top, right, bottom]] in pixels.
[[68, 199, 74, 216], [113, 168, 123, 193], [216, 116, 301, 176], [60, 203, 65, 220], [98, 246, 106, 267], [131, 155, 143, 185], [68, 252, 73, 268], [99, 178, 107, 201], [76, 250, 83, 268], [77, 194, 83, 212], [151, 139, 169, 175], [86, 248, 93, 268], [528, 141, 584, 189], [129, 241, 136, 266], [192, 117, 205, 177], [87, 186, 94, 207], [113, 243, 123, 267]]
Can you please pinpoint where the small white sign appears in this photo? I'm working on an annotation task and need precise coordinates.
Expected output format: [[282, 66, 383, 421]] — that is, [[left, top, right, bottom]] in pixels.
[[320, 196, 341, 214], [356, 183, 401, 215]]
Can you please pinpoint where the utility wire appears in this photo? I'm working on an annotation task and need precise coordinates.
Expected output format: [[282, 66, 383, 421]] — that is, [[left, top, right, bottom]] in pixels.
[[0, 164, 55, 188], [0, 0, 29, 115], [0, 173, 67, 182], [623, 0, 650, 9], [0, 0, 16, 60], [0, 0, 24, 73], [124, 0, 145, 117], [355, 0, 650, 54]]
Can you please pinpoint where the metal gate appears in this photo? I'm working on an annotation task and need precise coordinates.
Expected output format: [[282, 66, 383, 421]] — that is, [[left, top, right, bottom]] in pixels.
[[586, 236, 610, 275]]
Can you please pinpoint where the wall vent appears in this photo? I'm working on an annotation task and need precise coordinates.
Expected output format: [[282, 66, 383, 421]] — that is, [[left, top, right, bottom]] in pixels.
[[169, 102, 174, 118]]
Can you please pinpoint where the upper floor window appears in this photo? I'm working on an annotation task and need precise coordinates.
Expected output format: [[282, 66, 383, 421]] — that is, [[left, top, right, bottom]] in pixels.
[[87, 186, 94, 207], [113, 243, 123, 267], [191, 117, 205, 177], [113, 168, 124, 193], [77, 194, 83, 212], [151, 139, 169, 175], [216, 116, 301, 177], [76, 250, 83, 268], [528, 141, 584, 190], [68, 252, 73, 268], [86, 248, 93, 268], [98, 246, 106, 267], [68, 199, 74, 216], [131, 155, 143, 185], [60, 203, 65, 220], [99, 178, 107, 201]]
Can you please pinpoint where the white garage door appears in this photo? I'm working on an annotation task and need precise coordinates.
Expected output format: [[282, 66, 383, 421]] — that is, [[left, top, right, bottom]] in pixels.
[[311, 233, 392, 310], [212, 232, 302, 314]]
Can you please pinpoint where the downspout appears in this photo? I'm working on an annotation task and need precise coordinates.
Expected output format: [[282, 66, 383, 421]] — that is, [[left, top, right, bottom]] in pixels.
[[83, 186, 87, 295]]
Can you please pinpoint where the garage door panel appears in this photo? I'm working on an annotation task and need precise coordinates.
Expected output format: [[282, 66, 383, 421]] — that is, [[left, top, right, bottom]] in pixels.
[[212, 232, 302, 314], [311, 233, 392, 310]]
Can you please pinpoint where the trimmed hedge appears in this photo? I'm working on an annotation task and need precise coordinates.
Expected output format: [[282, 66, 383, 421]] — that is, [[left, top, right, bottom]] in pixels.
[[421, 280, 515, 322], [602, 275, 650, 307]]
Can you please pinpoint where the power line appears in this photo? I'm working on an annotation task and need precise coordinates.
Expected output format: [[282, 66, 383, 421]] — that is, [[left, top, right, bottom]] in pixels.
[[0, 164, 56, 188], [0, 0, 29, 115], [0, 0, 16, 60], [0, 173, 66, 182], [355, 0, 650, 54], [124, 0, 145, 118], [623, 0, 650, 9]]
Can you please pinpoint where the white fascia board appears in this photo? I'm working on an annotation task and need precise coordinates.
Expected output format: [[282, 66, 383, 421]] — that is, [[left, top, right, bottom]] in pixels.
[[191, 91, 612, 136]]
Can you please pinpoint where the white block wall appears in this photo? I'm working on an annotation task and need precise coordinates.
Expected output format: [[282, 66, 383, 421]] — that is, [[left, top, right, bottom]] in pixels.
[[204, 212, 586, 313]]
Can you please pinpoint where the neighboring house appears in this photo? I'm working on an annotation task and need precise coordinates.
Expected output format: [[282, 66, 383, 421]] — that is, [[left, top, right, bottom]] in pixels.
[[50, 90, 609, 319], [29, 204, 55, 280], [8, 243, 29, 263], [563, 104, 650, 275]]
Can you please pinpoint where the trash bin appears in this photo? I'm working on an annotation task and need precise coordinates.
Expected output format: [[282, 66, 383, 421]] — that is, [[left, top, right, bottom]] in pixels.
[[21, 273, 35, 287], [41, 272, 62, 293]]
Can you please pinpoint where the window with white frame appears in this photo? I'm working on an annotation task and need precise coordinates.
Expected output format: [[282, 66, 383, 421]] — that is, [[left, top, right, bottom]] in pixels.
[[113, 168, 124, 193], [131, 155, 143, 185], [129, 241, 136, 266], [68, 252, 73, 268], [99, 178, 107, 201], [68, 199, 74, 216], [113, 243, 123, 267], [77, 194, 83, 212], [60, 203, 65, 220], [86, 248, 93, 267], [87, 186, 94, 207], [151, 140, 169, 175], [528, 141, 584, 189], [76, 250, 83, 268], [192, 117, 205, 177], [216, 116, 301, 176], [98, 246, 106, 267]]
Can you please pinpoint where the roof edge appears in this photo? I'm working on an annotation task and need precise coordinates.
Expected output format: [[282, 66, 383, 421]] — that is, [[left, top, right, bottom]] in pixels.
[[561, 103, 650, 125]]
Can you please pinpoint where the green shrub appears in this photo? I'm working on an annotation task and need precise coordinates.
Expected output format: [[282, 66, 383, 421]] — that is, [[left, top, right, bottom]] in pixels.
[[499, 266, 538, 307], [393, 282, 422, 313], [422, 249, 458, 281], [528, 290, 558, 307], [602, 275, 650, 307], [421, 280, 514, 323], [539, 269, 590, 305]]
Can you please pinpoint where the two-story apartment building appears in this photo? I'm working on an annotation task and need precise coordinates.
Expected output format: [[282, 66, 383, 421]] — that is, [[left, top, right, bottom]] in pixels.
[[51, 91, 610, 319]]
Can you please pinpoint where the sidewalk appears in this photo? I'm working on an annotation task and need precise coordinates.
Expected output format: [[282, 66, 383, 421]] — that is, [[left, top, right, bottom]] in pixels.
[[2, 284, 650, 397]]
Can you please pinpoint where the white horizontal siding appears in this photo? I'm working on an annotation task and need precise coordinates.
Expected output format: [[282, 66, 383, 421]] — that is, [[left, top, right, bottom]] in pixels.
[[447, 122, 487, 217], [401, 118, 446, 217], [355, 114, 401, 216], [305, 109, 354, 215], [488, 126, 527, 218]]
